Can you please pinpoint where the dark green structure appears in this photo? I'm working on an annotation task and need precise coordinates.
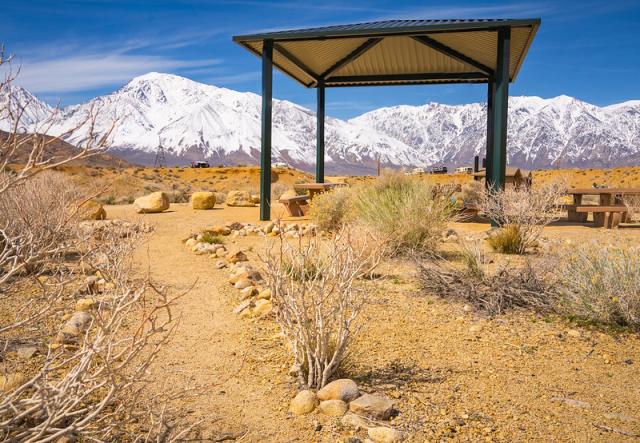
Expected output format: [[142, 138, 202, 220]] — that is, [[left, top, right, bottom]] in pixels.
[[234, 19, 540, 220]]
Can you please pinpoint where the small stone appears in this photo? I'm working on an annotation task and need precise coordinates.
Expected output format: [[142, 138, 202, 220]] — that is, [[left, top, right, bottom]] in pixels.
[[257, 288, 272, 300], [75, 298, 95, 312], [240, 286, 258, 299], [349, 393, 395, 420], [234, 278, 254, 290], [233, 300, 254, 314], [469, 324, 483, 333], [253, 299, 272, 318], [290, 390, 319, 415], [317, 379, 360, 402], [227, 249, 248, 264], [368, 427, 402, 443], [263, 221, 275, 233], [0, 373, 26, 392], [319, 399, 348, 416], [16, 346, 38, 359], [567, 329, 581, 338], [185, 238, 197, 248], [215, 260, 227, 269], [341, 412, 370, 431], [463, 304, 473, 312], [216, 247, 227, 257], [209, 225, 231, 236]]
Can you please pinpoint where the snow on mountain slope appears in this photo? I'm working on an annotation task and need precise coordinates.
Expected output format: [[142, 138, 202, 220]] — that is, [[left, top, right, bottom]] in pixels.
[[44, 73, 420, 172], [1, 72, 639, 172], [0, 84, 53, 132], [350, 95, 640, 169]]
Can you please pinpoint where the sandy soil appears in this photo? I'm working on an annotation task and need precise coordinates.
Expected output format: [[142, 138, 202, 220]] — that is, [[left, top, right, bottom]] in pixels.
[[105, 200, 640, 443]]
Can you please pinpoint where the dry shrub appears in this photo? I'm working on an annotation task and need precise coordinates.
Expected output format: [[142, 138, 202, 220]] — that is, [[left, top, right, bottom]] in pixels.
[[262, 226, 383, 388], [461, 180, 484, 206], [418, 257, 554, 315], [480, 182, 566, 254], [0, 52, 189, 441], [623, 195, 640, 222], [271, 183, 289, 200], [351, 172, 454, 255], [551, 242, 640, 328], [309, 186, 353, 231]]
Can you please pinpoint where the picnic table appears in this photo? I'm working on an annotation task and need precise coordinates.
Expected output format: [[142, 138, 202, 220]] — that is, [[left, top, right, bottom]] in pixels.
[[293, 182, 346, 198], [566, 188, 640, 228], [279, 182, 346, 217]]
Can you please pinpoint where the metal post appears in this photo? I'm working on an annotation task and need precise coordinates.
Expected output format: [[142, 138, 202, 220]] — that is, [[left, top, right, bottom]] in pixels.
[[485, 79, 495, 189], [488, 27, 510, 191], [316, 82, 325, 183], [260, 39, 273, 221]]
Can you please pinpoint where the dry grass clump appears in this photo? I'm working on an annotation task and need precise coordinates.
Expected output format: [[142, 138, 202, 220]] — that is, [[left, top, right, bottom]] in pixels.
[[418, 257, 554, 315], [551, 242, 640, 328], [200, 231, 224, 244], [309, 186, 353, 231], [263, 227, 383, 388], [480, 183, 565, 254], [351, 172, 454, 255]]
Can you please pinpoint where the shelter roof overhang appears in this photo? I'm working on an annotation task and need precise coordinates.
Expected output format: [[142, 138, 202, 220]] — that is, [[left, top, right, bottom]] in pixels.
[[233, 19, 540, 88]]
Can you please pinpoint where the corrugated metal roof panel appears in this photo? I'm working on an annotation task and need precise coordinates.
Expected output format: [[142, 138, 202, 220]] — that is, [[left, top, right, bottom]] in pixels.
[[234, 19, 540, 87]]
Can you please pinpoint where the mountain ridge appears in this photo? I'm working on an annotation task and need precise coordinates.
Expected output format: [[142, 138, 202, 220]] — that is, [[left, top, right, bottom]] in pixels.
[[2, 72, 639, 173]]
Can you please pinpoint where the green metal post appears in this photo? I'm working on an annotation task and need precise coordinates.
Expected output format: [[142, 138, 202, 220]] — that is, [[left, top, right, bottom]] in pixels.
[[316, 82, 325, 183], [485, 79, 495, 190], [488, 27, 510, 192], [260, 39, 273, 221]]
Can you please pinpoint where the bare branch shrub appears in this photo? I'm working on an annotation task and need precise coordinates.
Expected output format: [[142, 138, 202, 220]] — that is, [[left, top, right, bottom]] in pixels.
[[0, 52, 189, 441], [262, 226, 383, 389], [550, 241, 640, 328], [351, 172, 455, 255], [309, 186, 353, 232], [480, 182, 566, 254], [418, 257, 555, 315], [623, 195, 640, 222]]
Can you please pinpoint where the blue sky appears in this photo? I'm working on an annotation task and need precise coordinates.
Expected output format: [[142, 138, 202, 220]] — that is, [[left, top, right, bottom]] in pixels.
[[2, 0, 639, 119]]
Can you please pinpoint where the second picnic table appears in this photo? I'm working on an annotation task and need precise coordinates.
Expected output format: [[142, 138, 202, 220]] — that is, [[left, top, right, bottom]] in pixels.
[[566, 188, 640, 228]]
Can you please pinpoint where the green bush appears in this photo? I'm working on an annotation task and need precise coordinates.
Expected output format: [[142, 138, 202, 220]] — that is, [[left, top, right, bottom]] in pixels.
[[200, 232, 224, 244], [309, 187, 352, 231], [487, 225, 524, 254], [351, 173, 453, 254]]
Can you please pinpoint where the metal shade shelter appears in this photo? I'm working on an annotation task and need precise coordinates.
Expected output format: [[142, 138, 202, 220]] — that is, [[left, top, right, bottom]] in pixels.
[[233, 19, 541, 220]]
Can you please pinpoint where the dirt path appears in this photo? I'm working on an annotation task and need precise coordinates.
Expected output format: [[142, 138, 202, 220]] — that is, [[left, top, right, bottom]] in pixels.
[[108, 203, 640, 442]]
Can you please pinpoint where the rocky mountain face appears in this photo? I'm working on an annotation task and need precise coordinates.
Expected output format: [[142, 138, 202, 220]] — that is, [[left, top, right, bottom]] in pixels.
[[2, 72, 639, 173]]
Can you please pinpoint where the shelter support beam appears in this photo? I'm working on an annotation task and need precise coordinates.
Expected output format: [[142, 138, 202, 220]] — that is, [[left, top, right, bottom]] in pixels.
[[316, 82, 325, 183], [412, 35, 494, 76], [487, 27, 510, 192], [260, 39, 273, 220], [485, 79, 495, 190], [320, 37, 382, 78]]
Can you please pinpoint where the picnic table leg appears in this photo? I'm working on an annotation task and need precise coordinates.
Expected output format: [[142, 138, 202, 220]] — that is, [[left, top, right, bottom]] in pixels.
[[568, 194, 587, 222], [593, 212, 606, 228]]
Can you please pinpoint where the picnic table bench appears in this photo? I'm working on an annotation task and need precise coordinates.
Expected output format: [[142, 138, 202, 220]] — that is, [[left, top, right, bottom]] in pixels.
[[278, 182, 346, 217], [566, 188, 640, 228]]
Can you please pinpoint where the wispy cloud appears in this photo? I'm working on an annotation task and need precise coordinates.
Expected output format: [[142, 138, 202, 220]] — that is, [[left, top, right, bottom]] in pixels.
[[7, 53, 220, 94], [373, 2, 555, 21], [207, 71, 262, 86]]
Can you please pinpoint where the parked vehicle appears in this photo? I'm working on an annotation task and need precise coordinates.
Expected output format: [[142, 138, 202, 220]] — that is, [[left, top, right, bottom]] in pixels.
[[429, 166, 448, 174], [273, 162, 290, 168], [191, 161, 210, 168], [456, 166, 473, 174]]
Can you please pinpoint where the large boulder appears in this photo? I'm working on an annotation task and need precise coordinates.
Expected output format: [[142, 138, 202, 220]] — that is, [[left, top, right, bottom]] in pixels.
[[79, 200, 106, 220], [226, 190, 254, 207], [317, 379, 360, 402], [191, 191, 216, 210], [133, 192, 170, 214], [318, 399, 348, 416]]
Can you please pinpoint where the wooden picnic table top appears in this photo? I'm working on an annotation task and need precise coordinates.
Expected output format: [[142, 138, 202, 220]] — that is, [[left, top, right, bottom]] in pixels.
[[568, 188, 640, 195], [293, 182, 346, 191]]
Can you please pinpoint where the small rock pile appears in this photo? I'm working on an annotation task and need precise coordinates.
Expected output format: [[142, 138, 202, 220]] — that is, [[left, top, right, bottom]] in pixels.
[[186, 221, 318, 241], [289, 379, 402, 442], [79, 219, 153, 239], [227, 259, 273, 319]]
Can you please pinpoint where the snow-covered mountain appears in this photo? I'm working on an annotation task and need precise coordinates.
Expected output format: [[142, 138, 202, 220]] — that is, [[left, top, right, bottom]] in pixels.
[[0, 84, 54, 132], [351, 95, 640, 169], [42, 73, 419, 173], [2, 72, 640, 172]]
